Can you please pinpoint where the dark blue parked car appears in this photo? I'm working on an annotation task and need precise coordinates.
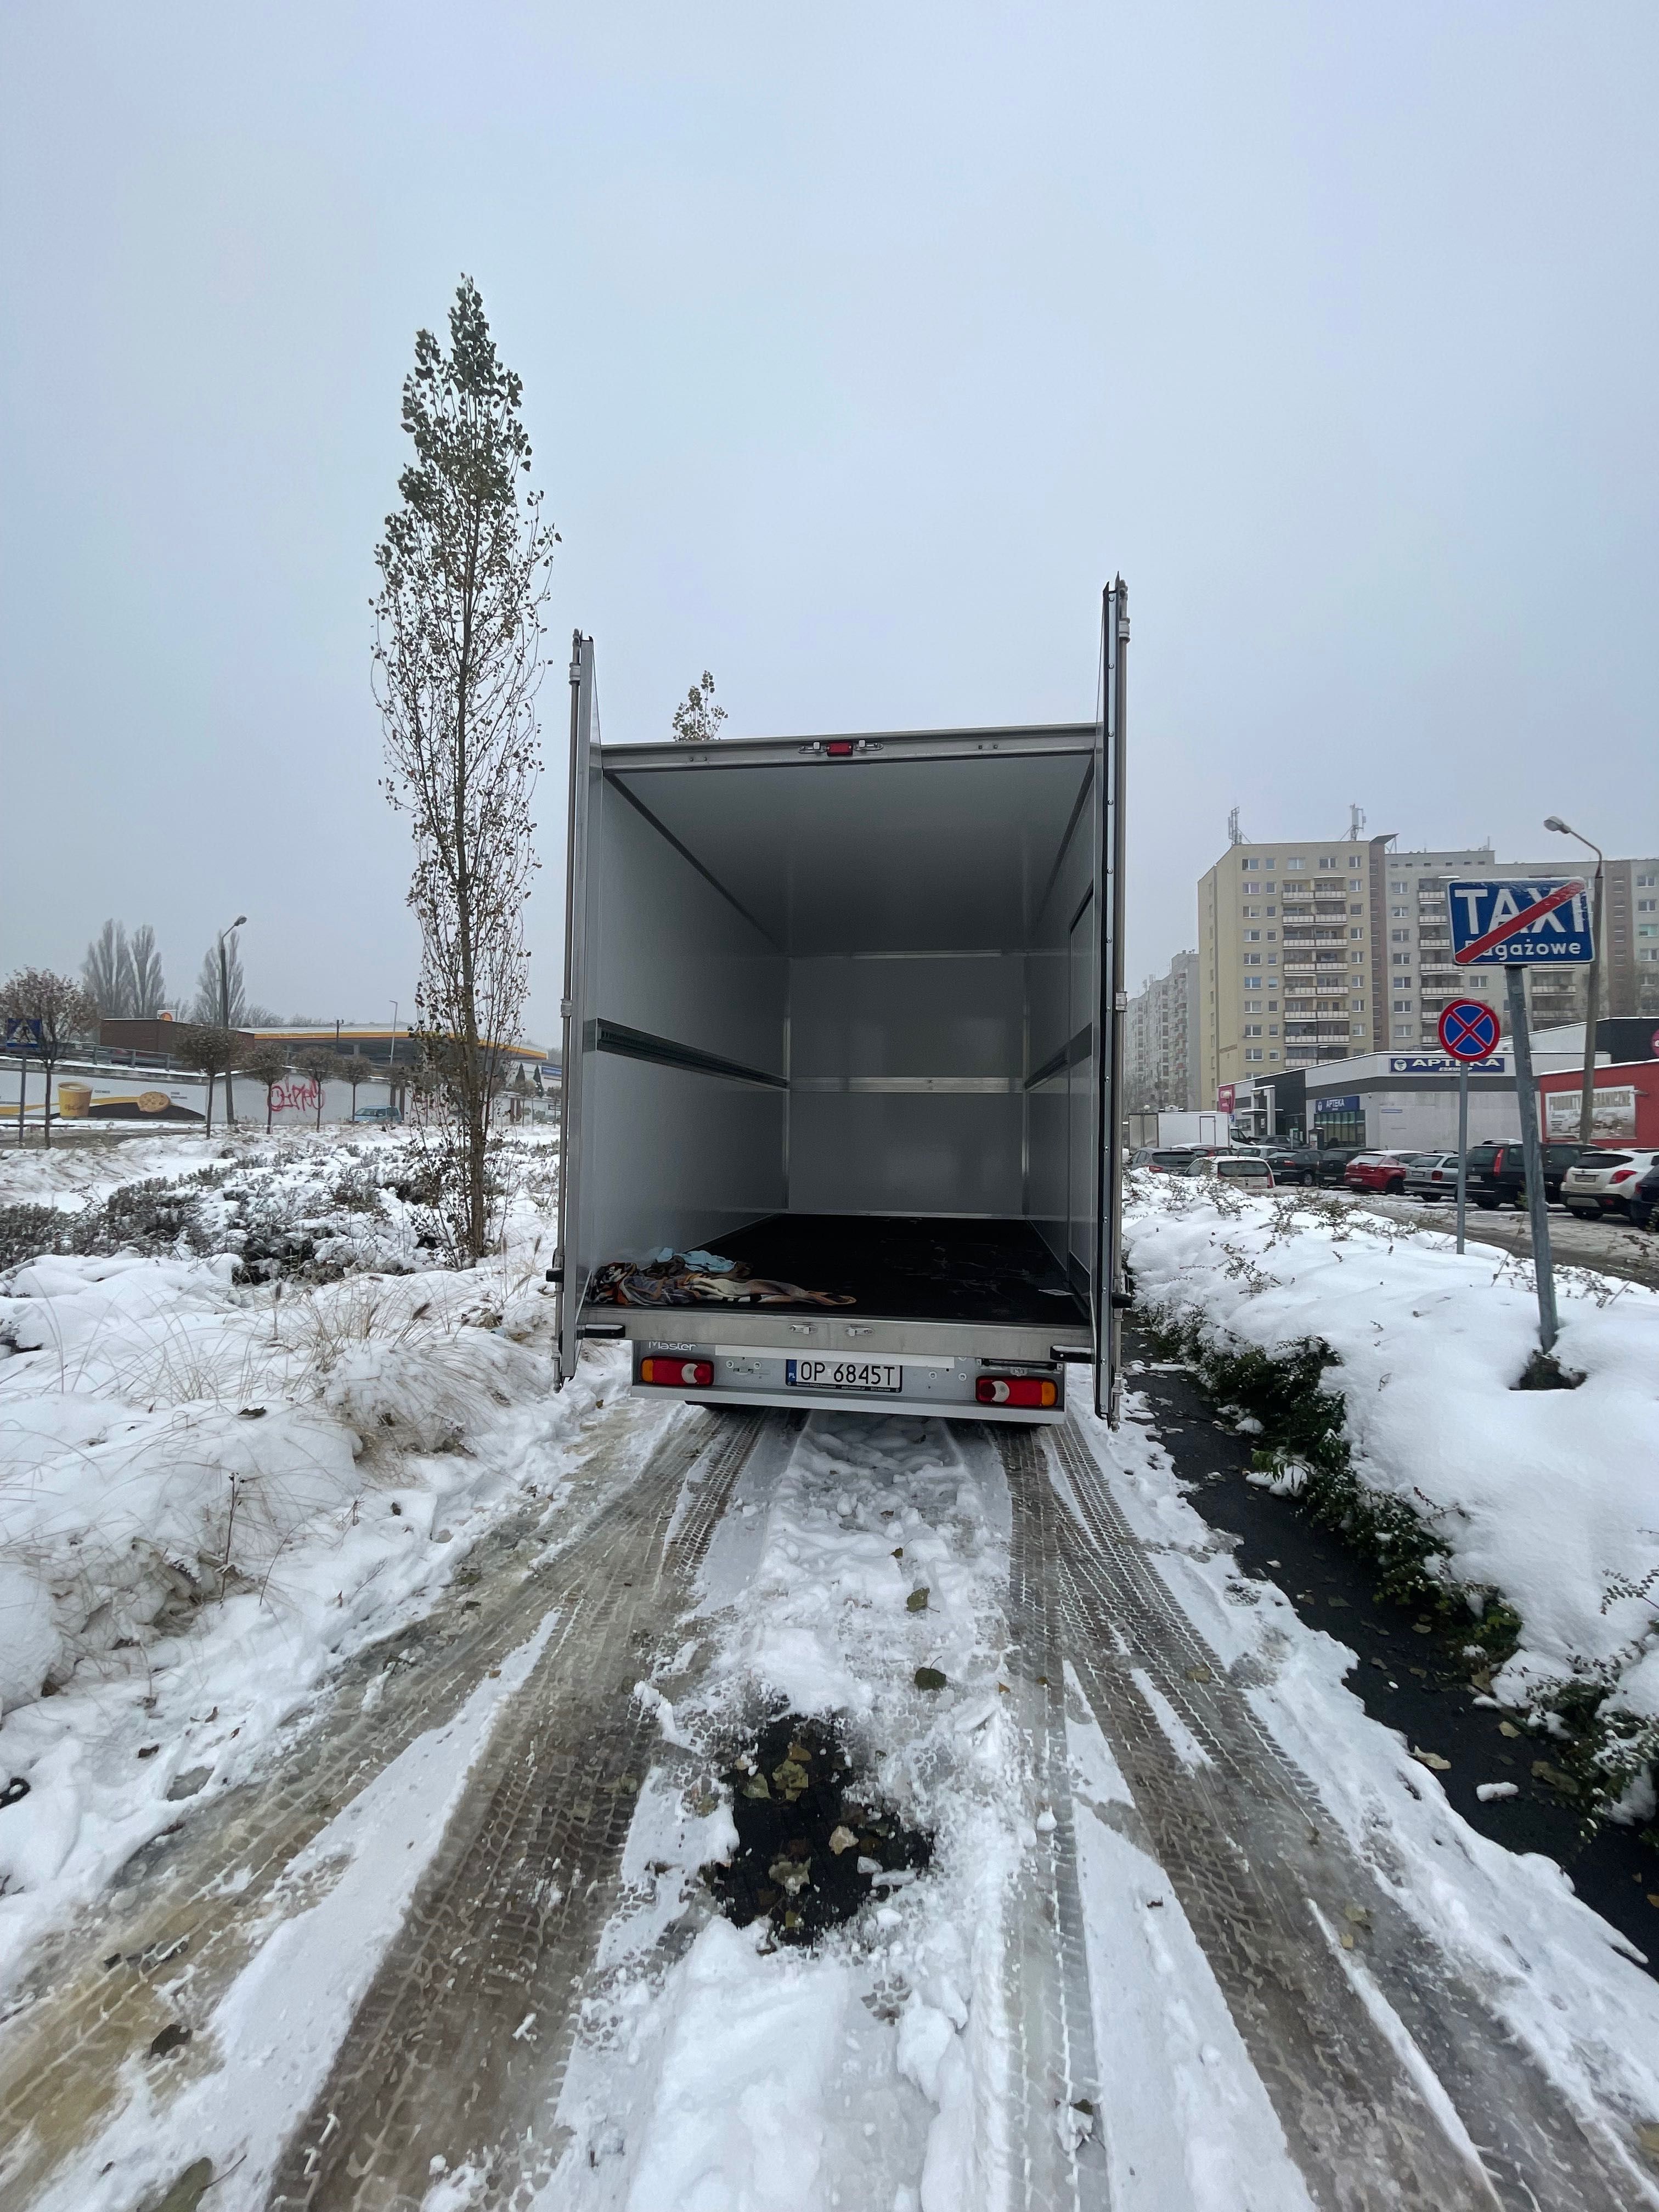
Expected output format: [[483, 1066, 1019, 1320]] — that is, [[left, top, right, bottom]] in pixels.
[[1630, 1162, 1659, 1231]]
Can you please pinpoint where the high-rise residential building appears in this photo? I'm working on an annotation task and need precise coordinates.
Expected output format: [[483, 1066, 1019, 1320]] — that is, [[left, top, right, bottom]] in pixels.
[[1198, 836, 1500, 1104], [1199, 834, 1659, 1105], [1389, 850, 1659, 1039], [1125, 950, 1200, 1113], [1603, 856, 1659, 1017]]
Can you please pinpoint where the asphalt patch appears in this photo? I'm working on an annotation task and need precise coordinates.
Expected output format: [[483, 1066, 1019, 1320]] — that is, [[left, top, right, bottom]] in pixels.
[[1125, 1330, 1659, 1981], [703, 1713, 932, 1946]]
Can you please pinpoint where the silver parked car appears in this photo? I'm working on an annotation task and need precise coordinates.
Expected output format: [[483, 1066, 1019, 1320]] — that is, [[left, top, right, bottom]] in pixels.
[[1559, 1148, 1659, 1220], [1205, 1153, 1276, 1190], [1403, 1151, 1462, 1200]]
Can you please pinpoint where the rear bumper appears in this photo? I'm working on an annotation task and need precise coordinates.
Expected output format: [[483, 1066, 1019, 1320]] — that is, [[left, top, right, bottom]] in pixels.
[[631, 1381, 1066, 1424], [582, 1304, 1090, 1424]]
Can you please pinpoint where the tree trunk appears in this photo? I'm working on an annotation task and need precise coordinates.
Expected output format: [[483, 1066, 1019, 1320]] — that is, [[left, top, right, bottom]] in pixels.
[[41, 1057, 54, 1149], [266, 1086, 274, 1134], [205, 1072, 215, 1137]]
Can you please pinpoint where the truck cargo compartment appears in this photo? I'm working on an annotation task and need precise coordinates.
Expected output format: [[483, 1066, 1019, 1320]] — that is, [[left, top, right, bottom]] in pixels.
[[702, 1212, 1086, 1329], [556, 590, 1127, 1420]]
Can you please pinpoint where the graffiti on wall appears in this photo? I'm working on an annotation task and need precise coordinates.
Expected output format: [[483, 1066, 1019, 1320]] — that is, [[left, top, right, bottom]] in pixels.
[[268, 1080, 323, 1115]]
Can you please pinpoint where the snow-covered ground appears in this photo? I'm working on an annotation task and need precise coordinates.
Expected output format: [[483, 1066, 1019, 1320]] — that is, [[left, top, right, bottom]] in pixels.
[[0, 1129, 583, 1981], [1124, 1175, 1659, 1760], [4, 1135, 1659, 2210]]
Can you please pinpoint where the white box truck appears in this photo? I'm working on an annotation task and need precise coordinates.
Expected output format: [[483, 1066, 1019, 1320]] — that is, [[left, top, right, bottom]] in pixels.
[[1126, 1111, 1232, 1152], [551, 583, 1129, 1426]]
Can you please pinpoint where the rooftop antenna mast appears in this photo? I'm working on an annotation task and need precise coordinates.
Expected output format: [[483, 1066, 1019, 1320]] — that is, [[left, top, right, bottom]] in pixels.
[[1227, 805, 1243, 846], [1348, 804, 1365, 841]]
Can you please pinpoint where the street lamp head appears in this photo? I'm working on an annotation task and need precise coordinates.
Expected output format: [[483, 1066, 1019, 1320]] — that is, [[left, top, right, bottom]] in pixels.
[[232, 914, 247, 929], [1542, 817, 1569, 835]]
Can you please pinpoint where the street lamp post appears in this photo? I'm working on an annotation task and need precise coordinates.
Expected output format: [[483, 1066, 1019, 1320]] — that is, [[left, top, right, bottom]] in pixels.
[[389, 1000, 399, 1113], [218, 915, 247, 1124], [1543, 819, 1603, 1146]]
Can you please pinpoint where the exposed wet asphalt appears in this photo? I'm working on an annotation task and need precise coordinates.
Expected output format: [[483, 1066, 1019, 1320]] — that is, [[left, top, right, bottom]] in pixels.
[[1124, 1331, 1659, 1979]]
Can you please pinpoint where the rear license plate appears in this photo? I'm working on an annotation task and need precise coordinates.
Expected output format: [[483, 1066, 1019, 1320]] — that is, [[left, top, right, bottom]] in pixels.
[[786, 1358, 902, 1393]]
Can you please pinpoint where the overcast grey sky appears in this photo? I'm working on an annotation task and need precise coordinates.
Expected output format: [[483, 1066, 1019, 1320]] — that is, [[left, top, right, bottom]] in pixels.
[[3, 1, 1655, 1038]]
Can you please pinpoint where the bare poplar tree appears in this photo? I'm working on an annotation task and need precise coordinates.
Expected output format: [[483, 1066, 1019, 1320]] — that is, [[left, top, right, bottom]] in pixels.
[[129, 925, 167, 1018], [0, 969, 98, 1148], [671, 670, 726, 742], [373, 275, 555, 1261], [82, 922, 138, 1017], [190, 942, 248, 1027]]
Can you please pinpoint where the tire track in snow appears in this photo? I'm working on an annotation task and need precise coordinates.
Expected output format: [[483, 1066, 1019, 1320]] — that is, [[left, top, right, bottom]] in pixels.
[[0, 1397, 712, 2212], [999, 1425, 1112, 2212], [1013, 1418, 1648, 2212], [264, 1408, 773, 2212]]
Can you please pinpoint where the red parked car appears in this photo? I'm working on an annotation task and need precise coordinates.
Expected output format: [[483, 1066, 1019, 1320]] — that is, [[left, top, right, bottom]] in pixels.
[[1344, 1150, 1416, 1195]]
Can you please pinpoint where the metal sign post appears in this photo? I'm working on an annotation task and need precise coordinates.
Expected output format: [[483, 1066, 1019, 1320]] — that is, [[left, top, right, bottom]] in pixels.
[[2, 1018, 42, 1147], [1456, 1063, 1469, 1253], [1436, 998, 1499, 1258], [1506, 969, 1557, 1351], [1445, 881, 1595, 1353]]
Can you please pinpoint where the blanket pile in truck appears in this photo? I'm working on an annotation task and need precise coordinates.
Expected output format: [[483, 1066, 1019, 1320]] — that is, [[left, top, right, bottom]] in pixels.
[[588, 1250, 855, 1308]]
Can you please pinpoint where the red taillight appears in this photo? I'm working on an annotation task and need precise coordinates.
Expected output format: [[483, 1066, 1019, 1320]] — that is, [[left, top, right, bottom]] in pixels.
[[825, 739, 856, 757], [977, 1375, 1058, 1408], [639, 1357, 713, 1387], [1431, 1171, 1444, 1181], [1611, 1170, 1635, 1183]]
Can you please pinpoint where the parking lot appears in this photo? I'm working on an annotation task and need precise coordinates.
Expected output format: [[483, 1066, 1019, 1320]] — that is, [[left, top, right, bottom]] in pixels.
[[1327, 1183, 1659, 1291]]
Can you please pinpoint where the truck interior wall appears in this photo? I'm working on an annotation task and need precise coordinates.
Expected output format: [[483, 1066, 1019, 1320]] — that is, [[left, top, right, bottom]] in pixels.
[[785, 953, 1024, 1216], [582, 776, 786, 1263], [1025, 769, 1097, 1280], [583, 1054, 785, 1258], [597, 784, 785, 1073]]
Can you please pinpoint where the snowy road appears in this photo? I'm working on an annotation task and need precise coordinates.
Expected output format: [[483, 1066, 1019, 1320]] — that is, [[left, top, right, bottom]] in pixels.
[[1323, 1185, 1659, 1291], [5, 1390, 1659, 2212]]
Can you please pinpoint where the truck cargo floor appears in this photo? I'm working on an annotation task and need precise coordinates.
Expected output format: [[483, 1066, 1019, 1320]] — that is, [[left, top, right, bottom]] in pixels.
[[703, 1212, 1086, 1327]]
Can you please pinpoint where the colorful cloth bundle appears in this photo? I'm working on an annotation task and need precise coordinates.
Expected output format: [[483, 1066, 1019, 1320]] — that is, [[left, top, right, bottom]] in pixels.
[[588, 1252, 855, 1308]]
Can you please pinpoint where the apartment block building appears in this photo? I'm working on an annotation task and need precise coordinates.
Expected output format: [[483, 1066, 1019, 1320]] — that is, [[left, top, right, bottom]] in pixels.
[[1199, 836, 1659, 1105], [1377, 850, 1659, 1043], [1604, 856, 1659, 1016], [1124, 950, 1200, 1113], [1198, 837, 1500, 1104]]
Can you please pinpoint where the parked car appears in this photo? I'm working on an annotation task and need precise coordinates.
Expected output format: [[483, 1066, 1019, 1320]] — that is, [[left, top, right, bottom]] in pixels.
[[1211, 1154, 1275, 1190], [1559, 1148, 1659, 1221], [1132, 1148, 1205, 1174], [1403, 1151, 1462, 1200], [1344, 1150, 1417, 1195], [352, 1105, 402, 1125], [1464, 1141, 1589, 1210], [1628, 1162, 1659, 1231], [1254, 1145, 1320, 1186], [1312, 1146, 1366, 1186]]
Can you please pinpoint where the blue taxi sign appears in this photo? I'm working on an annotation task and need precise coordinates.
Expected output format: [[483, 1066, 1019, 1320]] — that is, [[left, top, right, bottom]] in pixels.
[[1445, 879, 1594, 967]]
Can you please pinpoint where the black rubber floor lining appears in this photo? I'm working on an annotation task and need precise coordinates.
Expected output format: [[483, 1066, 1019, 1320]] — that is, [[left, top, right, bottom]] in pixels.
[[705, 1212, 1086, 1327]]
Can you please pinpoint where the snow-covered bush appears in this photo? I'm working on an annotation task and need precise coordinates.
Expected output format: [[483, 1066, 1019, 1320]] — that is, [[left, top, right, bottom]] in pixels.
[[1125, 1174, 1659, 1820]]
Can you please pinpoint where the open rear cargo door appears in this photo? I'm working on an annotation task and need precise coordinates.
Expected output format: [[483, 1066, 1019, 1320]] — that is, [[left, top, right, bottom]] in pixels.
[[555, 633, 600, 1385], [1094, 578, 1128, 1423]]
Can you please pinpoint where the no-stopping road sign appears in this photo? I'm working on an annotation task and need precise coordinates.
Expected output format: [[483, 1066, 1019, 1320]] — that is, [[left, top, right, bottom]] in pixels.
[[1445, 879, 1594, 966], [1437, 999, 1500, 1061]]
